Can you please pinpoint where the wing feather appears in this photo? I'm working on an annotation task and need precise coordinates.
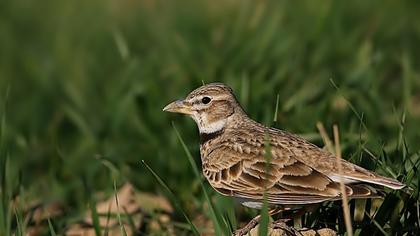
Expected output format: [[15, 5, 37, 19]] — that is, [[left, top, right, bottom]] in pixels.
[[204, 139, 343, 205], [202, 128, 400, 206]]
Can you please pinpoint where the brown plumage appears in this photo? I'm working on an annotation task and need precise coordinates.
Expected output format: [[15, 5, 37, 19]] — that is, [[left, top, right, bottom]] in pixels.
[[163, 83, 404, 209]]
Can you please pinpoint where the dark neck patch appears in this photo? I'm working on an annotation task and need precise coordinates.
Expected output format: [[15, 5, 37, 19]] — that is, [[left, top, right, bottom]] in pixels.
[[200, 129, 224, 144]]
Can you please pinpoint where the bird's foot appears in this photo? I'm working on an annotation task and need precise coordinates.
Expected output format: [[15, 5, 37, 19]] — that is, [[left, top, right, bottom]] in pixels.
[[233, 216, 260, 236], [270, 218, 301, 236], [232, 208, 285, 236]]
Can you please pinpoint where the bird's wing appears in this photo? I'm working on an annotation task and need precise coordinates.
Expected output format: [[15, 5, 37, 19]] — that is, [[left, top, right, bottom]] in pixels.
[[203, 131, 385, 205], [267, 128, 405, 190], [203, 138, 341, 205]]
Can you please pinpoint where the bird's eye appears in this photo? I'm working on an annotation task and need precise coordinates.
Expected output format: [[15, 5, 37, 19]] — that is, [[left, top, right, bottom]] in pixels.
[[201, 97, 211, 104]]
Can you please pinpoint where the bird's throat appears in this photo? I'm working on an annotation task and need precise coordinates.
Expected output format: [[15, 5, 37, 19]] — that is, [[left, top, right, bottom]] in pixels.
[[197, 118, 227, 134]]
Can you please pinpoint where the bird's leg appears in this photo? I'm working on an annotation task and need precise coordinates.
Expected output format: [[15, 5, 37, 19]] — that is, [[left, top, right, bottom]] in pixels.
[[291, 207, 307, 228], [233, 208, 283, 236]]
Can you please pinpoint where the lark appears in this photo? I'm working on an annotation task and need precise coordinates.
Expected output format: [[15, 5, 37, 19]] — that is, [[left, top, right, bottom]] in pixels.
[[163, 83, 404, 235]]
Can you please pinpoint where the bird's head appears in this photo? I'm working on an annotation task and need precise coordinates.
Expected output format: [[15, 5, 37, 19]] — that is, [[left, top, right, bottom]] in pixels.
[[163, 83, 244, 134]]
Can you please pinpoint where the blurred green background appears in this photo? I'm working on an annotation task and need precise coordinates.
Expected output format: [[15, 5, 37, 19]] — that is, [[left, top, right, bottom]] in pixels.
[[1, 0, 419, 235]]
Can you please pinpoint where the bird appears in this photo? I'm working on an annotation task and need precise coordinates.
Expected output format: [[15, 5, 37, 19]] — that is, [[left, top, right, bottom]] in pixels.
[[163, 82, 405, 235]]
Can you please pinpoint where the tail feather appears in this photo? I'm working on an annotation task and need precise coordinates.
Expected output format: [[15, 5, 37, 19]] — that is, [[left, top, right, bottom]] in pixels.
[[329, 184, 382, 201], [345, 175, 405, 190], [348, 184, 382, 199]]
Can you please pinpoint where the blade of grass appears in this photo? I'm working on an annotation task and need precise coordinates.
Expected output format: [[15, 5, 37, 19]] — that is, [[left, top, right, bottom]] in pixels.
[[273, 93, 280, 122], [14, 207, 23, 236], [47, 218, 57, 236], [89, 198, 102, 236], [397, 110, 406, 151], [0, 155, 12, 236], [361, 194, 396, 235], [258, 197, 269, 236], [113, 179, 128, 236], [172, 123, 231, 235], [104, 202, 112, 236], [0, 85, 10, 154], [317, 122, 335, 154], [417, 200, 420, 229], [0, 85, 10, 236], [259, 131, 272, 236], [329, 79, 368, 132], [142, 160, 200, 235], [362, 148, 399, 179], [215, 195, 236, 231], [371, 218, 390, 236]]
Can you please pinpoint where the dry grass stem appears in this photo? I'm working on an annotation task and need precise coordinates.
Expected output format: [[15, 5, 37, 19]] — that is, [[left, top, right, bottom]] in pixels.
[[333, 124, 353, 236], [316, 122, 335, 154]]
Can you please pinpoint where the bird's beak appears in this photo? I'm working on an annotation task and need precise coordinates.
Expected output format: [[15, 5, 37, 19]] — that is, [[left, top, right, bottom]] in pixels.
[[162, 99, 192, 115]]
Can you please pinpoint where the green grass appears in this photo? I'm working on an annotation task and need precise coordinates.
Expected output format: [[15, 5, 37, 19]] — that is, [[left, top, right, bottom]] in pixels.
[[142, 160, 199, 235], [172, 123, 231, 235], [0, 0, 420, 235]]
